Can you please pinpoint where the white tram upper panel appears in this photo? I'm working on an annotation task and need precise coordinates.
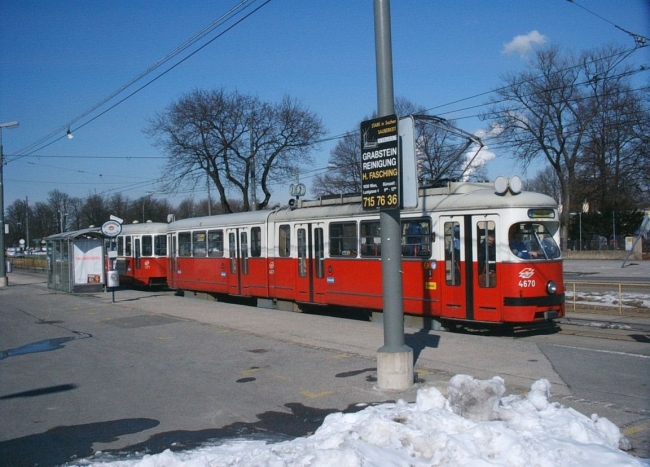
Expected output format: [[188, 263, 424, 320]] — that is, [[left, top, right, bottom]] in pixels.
[[165, 180, 559, 230]]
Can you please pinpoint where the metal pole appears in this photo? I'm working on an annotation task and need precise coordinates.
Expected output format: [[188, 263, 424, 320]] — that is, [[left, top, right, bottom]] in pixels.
[[612, 211, 615, 249], [25, 196, 29, 253], [579, 212, 582, 251], [250, 119, 257, 211], [0, 130, 5, 287], [374, 0, 413, 390], [0, 120, 19, 288]]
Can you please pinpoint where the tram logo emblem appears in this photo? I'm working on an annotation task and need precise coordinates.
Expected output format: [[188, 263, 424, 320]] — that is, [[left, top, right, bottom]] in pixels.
[[518, 268, 535, 279]]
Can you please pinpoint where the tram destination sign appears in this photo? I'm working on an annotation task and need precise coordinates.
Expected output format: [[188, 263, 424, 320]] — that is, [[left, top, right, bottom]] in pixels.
[[360, 114, 400, 210]]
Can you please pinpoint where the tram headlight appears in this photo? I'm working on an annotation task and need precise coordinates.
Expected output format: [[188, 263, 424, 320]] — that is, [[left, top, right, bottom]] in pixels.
[[546, 281, 558, 294]]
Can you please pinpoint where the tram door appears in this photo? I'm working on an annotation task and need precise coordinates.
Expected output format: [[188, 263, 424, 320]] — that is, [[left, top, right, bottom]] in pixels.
[[134, 238, 141, 270], [440, 217, 468, 319], [168, 233, 178, 286], [227, 228, 250, 296], [472, 215, 501, 321], [294, 222, 326, 304]]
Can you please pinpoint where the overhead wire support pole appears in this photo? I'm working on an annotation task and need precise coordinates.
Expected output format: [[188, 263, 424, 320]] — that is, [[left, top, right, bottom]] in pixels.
[[373, 0, 413, 391], [0, 120, 20, 288]]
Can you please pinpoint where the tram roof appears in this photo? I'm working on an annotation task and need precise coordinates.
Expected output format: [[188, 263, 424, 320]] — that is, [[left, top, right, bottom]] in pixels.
[[415, 186, 558, 213], [165, 182, 558, 231], [167, 210, 273, 231], [292, 182, 558, 217], [120, 221, 169, 234]]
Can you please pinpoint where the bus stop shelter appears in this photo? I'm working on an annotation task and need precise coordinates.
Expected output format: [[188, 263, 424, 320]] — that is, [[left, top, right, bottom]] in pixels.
[[45, 227, 105, 293]]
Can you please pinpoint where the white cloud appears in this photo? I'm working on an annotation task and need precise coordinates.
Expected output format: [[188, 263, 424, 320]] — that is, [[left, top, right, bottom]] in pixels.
[[502, 30, 548, 57]]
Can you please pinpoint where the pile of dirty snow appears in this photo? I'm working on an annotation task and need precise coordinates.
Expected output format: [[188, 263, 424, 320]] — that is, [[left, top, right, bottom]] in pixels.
[[69, 376, 646, 467]]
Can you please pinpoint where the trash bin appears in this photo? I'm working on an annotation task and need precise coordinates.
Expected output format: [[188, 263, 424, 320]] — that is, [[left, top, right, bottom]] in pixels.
[[5, 261, 11, 273]]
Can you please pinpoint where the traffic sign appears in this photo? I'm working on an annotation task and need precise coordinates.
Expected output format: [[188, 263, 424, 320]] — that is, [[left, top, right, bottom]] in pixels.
[[360, 114, 400, 210]]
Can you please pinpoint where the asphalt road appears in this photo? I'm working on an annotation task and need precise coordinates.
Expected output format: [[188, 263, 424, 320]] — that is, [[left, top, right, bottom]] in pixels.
[[563, 259, 650, 284], [0, 268, 648, 466]]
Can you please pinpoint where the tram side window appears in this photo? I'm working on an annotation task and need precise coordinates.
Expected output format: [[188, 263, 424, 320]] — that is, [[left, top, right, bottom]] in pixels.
[[279, 225, 291, 257], [477, 221, 496, 288], [330, 222, 357, 257], [105, 238, 116, 253], [240, 231, 249, 275], [445, 222, 461, 286], [207, 230, 224, 257], [117, 236, 124, 256], [178, 232, 192, 257], [125, 236, 132, 256], [154, 235, 167, 256], [402, 219, 432, 257], [142, 235, 153, 256], [251, 227, 262, 257], [297, 228, 307, 277], [360, 221, 381, 257], [193, 231, 207, 257]]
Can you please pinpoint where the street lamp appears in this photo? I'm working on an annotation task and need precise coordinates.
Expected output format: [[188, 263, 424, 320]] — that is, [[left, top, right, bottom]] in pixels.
[[0, 120, 19, 288]]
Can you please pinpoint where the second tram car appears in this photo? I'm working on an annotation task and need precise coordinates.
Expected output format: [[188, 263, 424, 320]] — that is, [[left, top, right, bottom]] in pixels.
[[165, 179, 565, 325], [107, 221, 169, 287]]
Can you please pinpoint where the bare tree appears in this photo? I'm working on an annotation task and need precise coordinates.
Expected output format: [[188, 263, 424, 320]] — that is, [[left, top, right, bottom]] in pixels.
[[484, 45, 593, 248], [31, 201, 57, 245], [313, 97, 476, 197], [525, 166, 562, 200], [80, 194, 109, 228], [4, 199, 30, 248], [484, 44, 649, 247], [107, 193, 132, 221], [413, 116, 479, 184], [145, 89, 326, 213], [175, 198, 198, 220], [311, 131, 362, 196], [577, 45, 650, 212], [47, 190, 76, 233]]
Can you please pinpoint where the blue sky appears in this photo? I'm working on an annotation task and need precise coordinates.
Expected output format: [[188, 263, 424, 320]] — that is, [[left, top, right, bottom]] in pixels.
[[1, 0, 648, 208]]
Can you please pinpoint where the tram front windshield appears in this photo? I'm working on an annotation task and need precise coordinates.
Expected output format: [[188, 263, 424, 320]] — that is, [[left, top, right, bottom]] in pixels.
[[509, 223, 561, 259]]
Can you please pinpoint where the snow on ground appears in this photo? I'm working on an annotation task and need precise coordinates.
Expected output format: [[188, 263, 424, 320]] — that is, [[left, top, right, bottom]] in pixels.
[[67, 376, 648, 467], [565, 291, 650, 311]]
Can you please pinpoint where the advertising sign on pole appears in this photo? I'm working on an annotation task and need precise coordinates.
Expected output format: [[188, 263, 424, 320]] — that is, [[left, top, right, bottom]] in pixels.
[[361, 114, 399, 210]]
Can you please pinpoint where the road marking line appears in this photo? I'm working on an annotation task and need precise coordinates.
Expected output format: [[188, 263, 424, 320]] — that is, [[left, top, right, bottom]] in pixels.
[[300, 390, 333, 399], [240, 367, 261, 376], [622, 420, 650, 436], [547, 344, 650, 359]]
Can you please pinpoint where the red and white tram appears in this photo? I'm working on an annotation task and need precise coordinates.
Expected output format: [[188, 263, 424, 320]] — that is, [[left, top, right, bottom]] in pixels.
[[166, 179, 565, 325], [107, 222, 169, 287]]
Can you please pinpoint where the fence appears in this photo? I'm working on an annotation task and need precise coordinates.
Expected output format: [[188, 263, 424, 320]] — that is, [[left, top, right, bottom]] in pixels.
[[8, 257, 47, 272], [565, 281, 650, 317]]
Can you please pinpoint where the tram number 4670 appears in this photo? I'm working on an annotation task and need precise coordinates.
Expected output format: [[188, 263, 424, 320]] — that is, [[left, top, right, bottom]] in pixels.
[[363, 194, 398, 208], [518, 280, 536, 288]]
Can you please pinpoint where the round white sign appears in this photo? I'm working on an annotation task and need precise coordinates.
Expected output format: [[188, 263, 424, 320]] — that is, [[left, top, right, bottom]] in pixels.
[[101, 220, 122, 237]]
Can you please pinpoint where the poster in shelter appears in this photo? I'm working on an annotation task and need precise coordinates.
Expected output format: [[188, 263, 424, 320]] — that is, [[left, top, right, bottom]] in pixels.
[[73, 240, 104, 285]]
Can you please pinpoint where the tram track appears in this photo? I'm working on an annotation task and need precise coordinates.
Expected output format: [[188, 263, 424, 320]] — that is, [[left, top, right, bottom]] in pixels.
[[555, 321, 649, 343]]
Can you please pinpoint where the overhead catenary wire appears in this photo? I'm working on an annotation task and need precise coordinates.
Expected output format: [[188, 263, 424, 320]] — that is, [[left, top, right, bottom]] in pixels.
[[5, 2, 647, 203], [9, 56, 647, 195], [8, 0, 271, 164], [566, 0, 648, 47]]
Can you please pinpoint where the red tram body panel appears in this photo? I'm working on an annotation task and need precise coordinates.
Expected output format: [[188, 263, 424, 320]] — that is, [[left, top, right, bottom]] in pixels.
[[163, 180, 565, 325], [108, 222, 169, 287]]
